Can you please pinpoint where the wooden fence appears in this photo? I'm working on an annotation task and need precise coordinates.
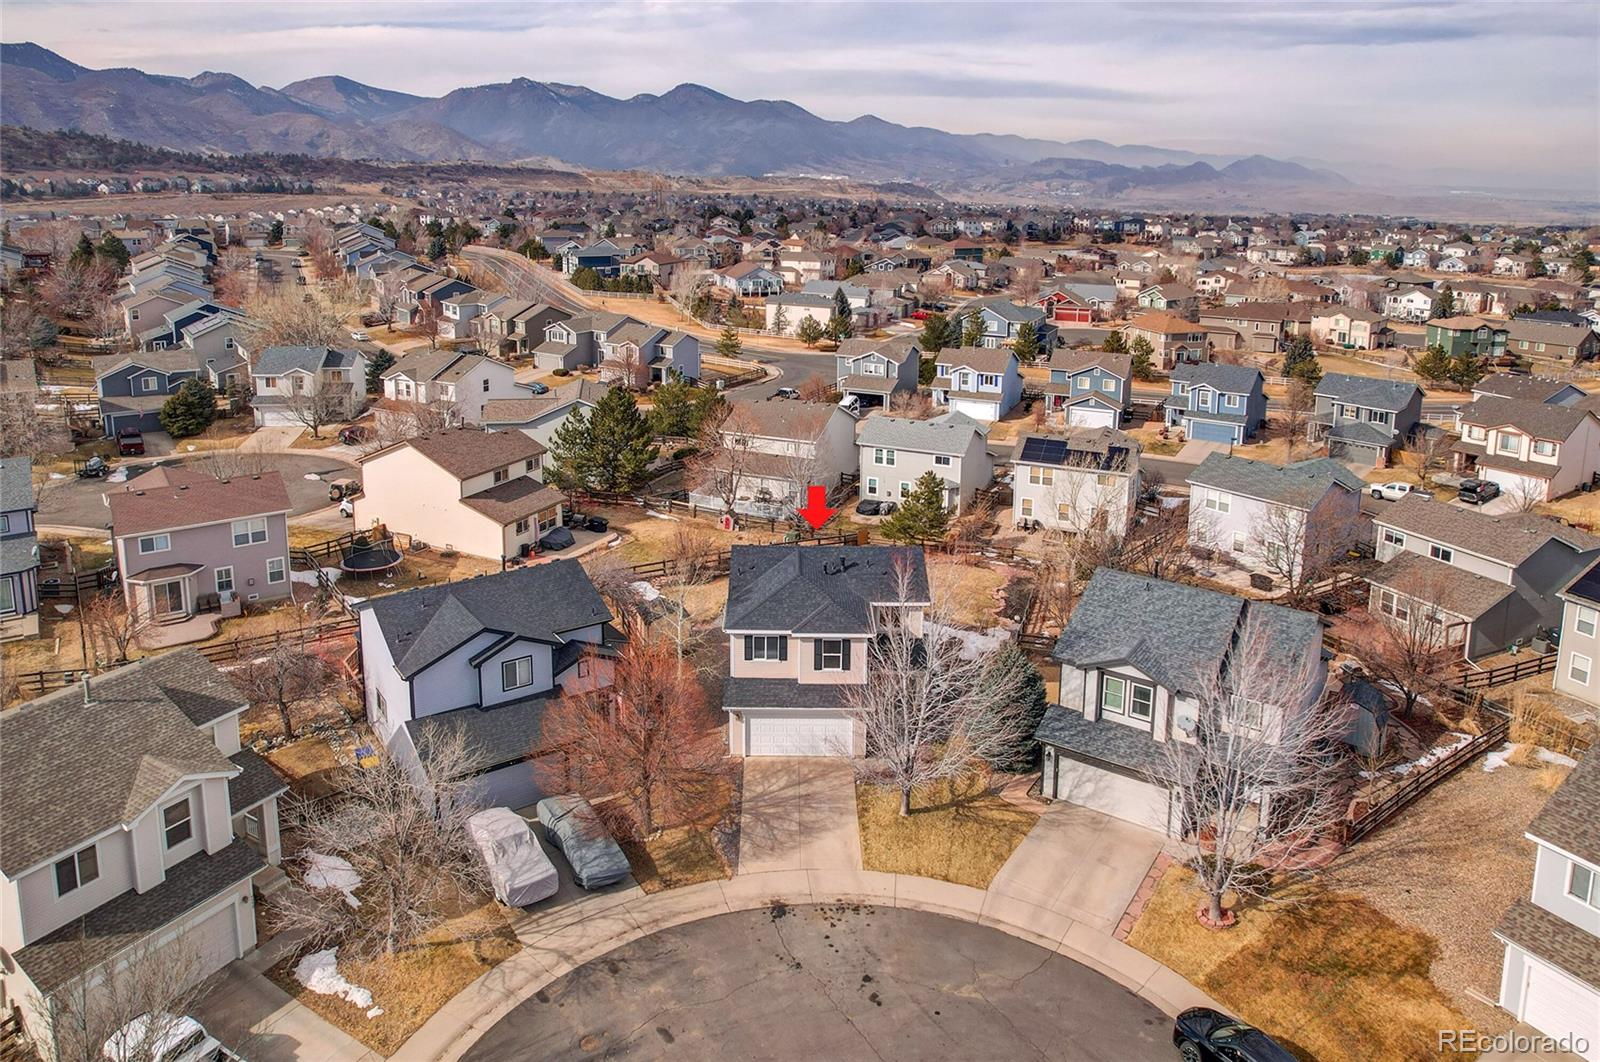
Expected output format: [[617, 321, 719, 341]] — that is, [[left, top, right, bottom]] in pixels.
[[1455, 652, 1557, 691], [620, 530, 867, 581], [37, 565, 117, 600], [194, 618, 360, 665]]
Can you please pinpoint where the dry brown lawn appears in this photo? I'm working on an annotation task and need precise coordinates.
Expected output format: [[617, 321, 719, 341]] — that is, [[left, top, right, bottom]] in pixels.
[[926, 556, 1008, 629], [291, 428, 351, 449], [618, 770, 740, 894], [1539, 488, 1600, 531], [1128, 867, 1473, 1062], [857, 777, 1037, 889]]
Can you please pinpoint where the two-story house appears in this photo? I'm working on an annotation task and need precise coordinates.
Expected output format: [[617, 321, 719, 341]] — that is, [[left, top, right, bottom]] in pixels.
[[1309, 373, 1424, 467], [834, 337, 921, 409], [689, 399, 859, 519], [108, 467, 293, 623], [1121, 313, 1209, 369], [1037, 568, 1327, 831], [1039, 350, 1131, 428], [381, 350, 524, 426], [1185, 453, 1364, 582], [358, 562, 619, 809], [713, 261, 784, 298], [857, 412, 991, 513], [1472, 373, 1589, 407], [1011, 428, 1141, 535], [1164, 362, 1267, 444], [1, 458, 40, 641], [1554, 560, 1600, 712], [354, 429, 566, 563], [393, 273, 476, 328], [1309, 306, 1389, 351], [1197, 303, 1289, 355], [1503, 319, 1600, 368], [249, 345, 368, 428], [1453, 397, 1600, 503], [929, 347, 1023, 423], [1369, 496, 1600, 659], [1426, 316, 1509, 361], [956, 298, 1058, 351], [1035, 287, 1096, 325], [598, 321, 700, 388], [1136, 283, 1198, 316], [1493, 751, 1600, 1058], [1382, 285, 1439, 322], [483, 380, 611, 459], [93, 350, 242, 438], [721, 544, 930, 757], [0, 650, 286, 1049]]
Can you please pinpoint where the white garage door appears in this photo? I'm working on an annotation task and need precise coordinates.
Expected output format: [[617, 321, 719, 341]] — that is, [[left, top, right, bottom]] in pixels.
[[747, 713, 853, 757], [469, 752, 562, 813], [170, 900, 241, 987], [949, 397, 1000, 422], [1050, 755, 1171, 832], [1525, 960, 1600, 1061], [1066, 405, 1117, 429]]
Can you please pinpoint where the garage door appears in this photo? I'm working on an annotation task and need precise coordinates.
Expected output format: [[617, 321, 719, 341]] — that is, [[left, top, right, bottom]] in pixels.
[[469, 752, 561, 813], [166, 899, 241, 988], [1525, 960, 1600, 1061], [949, 397, 999, 422], [1067, 405, 1117, 429], [1050, 755, 1171, 832], [1187, 419, 1238, 444], [747, 713, 853, 757]]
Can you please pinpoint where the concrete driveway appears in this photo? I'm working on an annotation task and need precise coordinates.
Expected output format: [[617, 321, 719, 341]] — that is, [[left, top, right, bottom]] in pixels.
[[461, 905, 1173, 1062], [738, 758, 862, 873], [989, 802, 1165, 934]]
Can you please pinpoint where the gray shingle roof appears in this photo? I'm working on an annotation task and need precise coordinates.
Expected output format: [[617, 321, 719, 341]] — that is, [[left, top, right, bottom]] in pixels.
[[722, 678, 853, 709], [1186, 453, 1363, 509], [1170, 362, 1264, 395], [1473, 373, 1586, 405], [0, 651, 245, 876], [0, 531, 39, 577], [1314, 372, 1421, 411], [857, 412, 985, 456], [1495, 896, 1600, 992], [1526, 749, 1600, 867], [724, 545, 929, 635], [1366, 551, 1514, 620], [252, 345, 357, 377], [0, 457, 35, 510], [228, 748, 288, 815], [1327, 420, 1398, 447], [1375, 495, 1600, 567], [405, 690, 555, 775], [358, 561, 612, 679], [1034, 705, 1164, 776]]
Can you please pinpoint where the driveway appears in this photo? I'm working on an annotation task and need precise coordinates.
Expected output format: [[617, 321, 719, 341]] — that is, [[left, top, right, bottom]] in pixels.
[[738, 758, 862, 873], [461, 905, 1172, 1062], [989, 802, 1165, 934]]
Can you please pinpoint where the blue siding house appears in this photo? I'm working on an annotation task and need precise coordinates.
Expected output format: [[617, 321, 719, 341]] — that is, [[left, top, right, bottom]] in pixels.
[[1040, 349, 1132, 429], [0, 458, 40, 641], [1165, 362, 1267, 444], [93, 351, 203, 436]]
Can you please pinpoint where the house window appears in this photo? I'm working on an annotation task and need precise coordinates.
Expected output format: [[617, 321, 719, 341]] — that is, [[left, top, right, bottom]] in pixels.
[[1029, 466, 1053, 486], [0, 515, 7, 533], [1057, 502, 1072, 521], [1202, 489, 1230, 514], [54, 844, 99, 896], [515, 518, 530, 534], [1231, 531, 1247, 552], [493, 468, 509, 484], [1576, 606, 1598, 638], [899, 481, 911, 497], [231, 518, 268, 546], [140, 376, 159, 392], [0, 580, 13, 615], [1428, 544, 1453, 563], [266, 557, 286, 584], [934, 455, 952, 467], [1096, 473, 1115, 487], [1101, 378, 1116, 392], [1571, 653, 1593, 686], [1019, 498, 1034, 518], [137, 534, 171, 554], [1533, 440, 1556, 457], [874, 448, 895, 466], [744, 635, 787, 661], [1378, 588, 1410, 623], [1129, 683, 1155, 721], [214, 566, 234, 594], [162, 798, 193, 849], [866, 478, 878, 496], [816, 639, 848, 671], [1496, 433, 1520, 454], [1101, 675, 1151, 720], [525, 460, 536, 473], [501, 655, 534, 691], [1381, 528, 1405, 549], [1569, 861, 1598, 907], [483, 379, 491, 392]]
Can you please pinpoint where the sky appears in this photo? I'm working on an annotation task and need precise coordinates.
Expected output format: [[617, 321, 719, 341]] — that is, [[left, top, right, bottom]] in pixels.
[[5, 0, 1598, 194]]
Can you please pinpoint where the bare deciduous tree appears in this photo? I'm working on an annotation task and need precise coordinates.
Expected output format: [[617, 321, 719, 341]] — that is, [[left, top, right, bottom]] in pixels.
[[1501, 477, 1545, 513], [199, 444, 272, 482], [1281, 379, 1316, 461], [886, 390, 935, 419], [688, 401, 761, 517], [371, 396, 461, 449], [1364, 588, 1455, 719], [43, 934, 206, 1062], [0, 393, 70, 459], [244, 281, 364, 351], [281, 383, 358, 440], [233, 642, 341, 739], [81, 592, 151, 667], [1247, 500, 1357, 605]]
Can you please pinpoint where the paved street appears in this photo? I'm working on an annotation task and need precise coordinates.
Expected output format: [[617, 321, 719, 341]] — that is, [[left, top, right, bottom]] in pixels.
[[461, 906, 1173, 1062]]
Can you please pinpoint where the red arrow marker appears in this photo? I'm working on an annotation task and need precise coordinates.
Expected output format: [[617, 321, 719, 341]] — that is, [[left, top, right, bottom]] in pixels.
[[796, 485, 836, 531]]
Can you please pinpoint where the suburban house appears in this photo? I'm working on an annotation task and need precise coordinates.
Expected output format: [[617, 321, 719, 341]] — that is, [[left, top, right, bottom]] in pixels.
[[1381, 285, 1439, 322], [1185, 453, 1364, 581], [856, 412, 991, 513], [482, 380, 612, 456], [764, 292, 836, 335], [559, 240, 631, 278], [1121, 313, 1209, 369], [1554, 561, 1600, 712], [107, 468, 290, 626], [1309, 307, 1388, 350], [1453, 397, 1600, 503], [0, 650, 285, 1052], [1472, 373, 1589, 407], [532, 312, 623, 372], [501, 303, 571, 358], [1136, 283, 1198, 315], [833, 336, 921, 409], [720, 544, 929, 757], [93, 350, 244, 437], [1036, 287, 1096, 325], [1038, 350, 1132, 428], [381, 350, 524, 426], [1010, 428, 1142, 535], [1426, 316, 1509, 361], [249, 346, 367, 428], [598, 321, 701, 388], [354, 429, 565, 563], [929, 347, 1023, 423], [1164, 362, 1268, 444], [1309, 373, 1424, 467], [1037, 568, 1327, 830], [1369, 496, 1600, 659], [1, 458, 40, 641], [358, 562, 620, 809], [1197, 304, 1288, 355], [713, 260, 784, 297], [689, 398, 859, 519], [1503, 319, 1600, 368], [1493, 751, 1600, 1058], [957, 299, 1057, 351]]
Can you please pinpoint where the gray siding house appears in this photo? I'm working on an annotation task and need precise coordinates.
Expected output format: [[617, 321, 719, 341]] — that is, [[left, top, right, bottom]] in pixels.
[[1555, 561, 1600, 711], [1165, 362, 1267, 444], [0, 458, 40, 641], [857, 412, 991, 513], [834, 337, 921, 408], [1185, 453, 1364, 584], [482, 380, 612, 461], [1310, 373, 1424, 467], [93, 350, 243, 437]]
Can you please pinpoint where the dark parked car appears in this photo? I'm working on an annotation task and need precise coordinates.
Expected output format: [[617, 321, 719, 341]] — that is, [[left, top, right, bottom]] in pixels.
[[1458, 478, 1502, 505], [338, 424, 371, 445], [1173, 1009, 1296, 1062], [116, 427, 145, 456], [534, 794, 632, 890], [580, 515, 608, 533], [538, 526, 576, 551], [527, 381, 550, 395], [855, 498, 898, 516]]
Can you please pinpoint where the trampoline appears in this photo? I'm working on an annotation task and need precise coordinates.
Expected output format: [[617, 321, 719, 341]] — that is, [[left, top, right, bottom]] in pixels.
[[338, 537, 404, 577]]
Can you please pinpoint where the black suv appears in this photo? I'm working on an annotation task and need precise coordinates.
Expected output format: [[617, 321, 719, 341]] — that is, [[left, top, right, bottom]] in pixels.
[[1458, 478, 1502, 505], [1173, 1009, 1296, 1061]]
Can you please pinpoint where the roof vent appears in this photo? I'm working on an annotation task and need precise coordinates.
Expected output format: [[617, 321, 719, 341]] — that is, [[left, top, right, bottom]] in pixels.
[[178, 484, 188, 491]]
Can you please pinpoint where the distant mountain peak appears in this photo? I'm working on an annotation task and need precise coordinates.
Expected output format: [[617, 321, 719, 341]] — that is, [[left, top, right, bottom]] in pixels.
[[2, 40, 87, 80]]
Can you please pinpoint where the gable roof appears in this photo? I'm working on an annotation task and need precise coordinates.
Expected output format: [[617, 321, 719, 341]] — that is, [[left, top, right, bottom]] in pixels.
[[1170, 361, 1264, 394], [857, 412, 986, 456], [724, 545, 929, 635], [1473, 374, 1586, 404], [1314, 372, 1421, 411], [1124, 311, 1202, 336], [364, 428, 545, 480], [1457, 396, 1595, 441], [1526, 749, 1600, 867], [481, 380, 611, 426], [933, 346, 1017, 375], [108, 467, 292, 538], [1187, 453, 1363, 508], [358, 561, 612, 679], [1043, 349, 1131, 379], [1374, 494, 1600, 566], [385, 350, 494, 384], [727, 397, 840, 441], [1014, 428, 1138, 470], [837, 336, 919, 364], [252, 346, 358, 377]]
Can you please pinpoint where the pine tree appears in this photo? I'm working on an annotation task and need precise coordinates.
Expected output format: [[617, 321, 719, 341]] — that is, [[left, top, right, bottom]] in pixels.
[[716, 324, 743, 358], [158, 378, 218, 438], [770, 301, 789, 336], [796, 316, 824, 348], [1129, 335, 1156, 380], [268, 220, 285, 245], [1102, 330, 1127, 354], [827, 310, 854, 342], [96, 232, 131, 272], [1282, 334, 1322, 386], [960, 310, 985, 347], [1413, 344, 1454, 384], [919, 312, 952, 353], [586, 386, 659, 491], [1448, 351, 1485, 390], [427, 235, 447, 260], [648, 375, 717, 437], [880, 471, 951, 544], [1433, 287, 1455, 319], [1012, 321, 1041, 363], [548, 407, 596, 489], [69, 233, 96, 270], [365, 348, 396, 393], [991, 644, 1048, 771]]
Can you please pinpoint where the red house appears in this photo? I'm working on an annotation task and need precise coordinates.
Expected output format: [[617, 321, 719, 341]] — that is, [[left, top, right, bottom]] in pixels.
[[1036, 289, 1095, 325]]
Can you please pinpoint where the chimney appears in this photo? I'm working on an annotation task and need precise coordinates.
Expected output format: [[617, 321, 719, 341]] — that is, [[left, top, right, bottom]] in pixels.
[[81, 675, 91, 706]]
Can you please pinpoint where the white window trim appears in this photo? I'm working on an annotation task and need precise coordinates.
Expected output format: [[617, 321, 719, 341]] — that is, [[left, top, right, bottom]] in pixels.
[[214, 566, 234, 594], [1567, 859, 1597, 909], [818, 639, 846, 671], [266, 557, 286, 584], [1570, 652, 1592, 687], [162, 798, 193, 849], [231, 517, 268, 547], [137, 534, 171, 554], [1575, 606, 1598, 638]]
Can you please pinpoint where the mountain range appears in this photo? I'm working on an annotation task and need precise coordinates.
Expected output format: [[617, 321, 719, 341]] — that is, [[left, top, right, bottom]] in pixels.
[[0, 42, 1348, 193]]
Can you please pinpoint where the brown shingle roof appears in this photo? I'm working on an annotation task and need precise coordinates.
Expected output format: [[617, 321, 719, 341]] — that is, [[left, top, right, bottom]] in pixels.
[[1457, 395, 1595, 441], [1374, 495, 1600, 567], [108, 468, 292, 537], [460, 477, 567, 525], [369, 428, 545, 480], [1526, 749, 1600, 867], [932, 346, 1016, 374], [1124, 312, 1203, 337]]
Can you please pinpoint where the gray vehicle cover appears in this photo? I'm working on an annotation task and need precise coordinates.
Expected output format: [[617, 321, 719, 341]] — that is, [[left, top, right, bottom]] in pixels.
[[534, 794, 632, 889], [468, 808, 560, 907]]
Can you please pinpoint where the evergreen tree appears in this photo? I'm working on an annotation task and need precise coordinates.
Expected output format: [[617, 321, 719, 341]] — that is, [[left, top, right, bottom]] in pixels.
[[1413, 343, 1455, 384], [365, 348, 396, 393], [843, 258, 864, 278], [96, 232, 131, 272], [990, 644, 1048, 771], [919, 312, 952, 353], [716, 323, 743, 358], [796, 315, 825, 348], [960, 310, 985, 347], [1012, 320, 1041, 363], [770, 301, 789, 336], [1388, 247, 1404, 269], [1101, 329, 1127, 354], [1282, 334, 1322, 386], [586, 387, 659, 491], [919, 356, 938, 385], [426, 235, 447, 260], [1129, 335, 1156, 380], [548, 407, 595, 489], [268, 220, 285, 245], [648, 376, 720, 437], [880, 471, 951, 544], [1448, 351, 1486, 390], [158, 378, 217, 438], [827, 310, 854, 342], [828, 288, 853, 341], [69, 233, 96, 269]]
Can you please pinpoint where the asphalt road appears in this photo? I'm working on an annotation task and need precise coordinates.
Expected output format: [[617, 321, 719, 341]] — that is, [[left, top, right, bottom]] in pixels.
[[463, 905, 1172, 1062]]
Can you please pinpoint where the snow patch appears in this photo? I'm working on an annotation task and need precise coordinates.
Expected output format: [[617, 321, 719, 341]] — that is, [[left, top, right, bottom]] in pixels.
[[930, 623, 1010, 661], [630, 580, 662, 601], [108, 469, 128, 483], [645, 509, 677, 521], [1361, 732, 1471, 779], [293, 949, 375, 1013], [48, 471, 66, 479], [303, 473, 323, 481], [303, 852, 361, 908], [1484, 742, 1579, 773]]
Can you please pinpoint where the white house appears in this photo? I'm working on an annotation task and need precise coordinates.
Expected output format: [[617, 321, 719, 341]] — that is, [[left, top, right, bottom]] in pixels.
[[381, 350, 524, 426], [689, 398, 858, 519], [482, 380, 611, 459], [1185, 453, 1365, 583], [929, 347, 1023, 423], [857, 412, 991, 513], [249, 345, 367, 428], [1011, 429, 1141, 535]]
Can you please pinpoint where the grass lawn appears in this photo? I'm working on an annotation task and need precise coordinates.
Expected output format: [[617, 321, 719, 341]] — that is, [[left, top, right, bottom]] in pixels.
[[1539, 487, 1600, 531], [926, 556, 1007, 629], [857, 777, 1037, 889], [1127, 867, 1473, 1062], [618, 770, 740, 894], [268, 901, 519, 1056], [291, 428, 350, 449]]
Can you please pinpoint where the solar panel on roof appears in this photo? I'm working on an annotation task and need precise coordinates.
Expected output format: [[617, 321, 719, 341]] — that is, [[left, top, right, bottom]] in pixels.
[[1019, 437, 1070, 465]]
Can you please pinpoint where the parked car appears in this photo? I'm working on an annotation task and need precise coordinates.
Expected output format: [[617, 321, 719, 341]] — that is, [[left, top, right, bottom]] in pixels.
[[775, 387, 802, 400], [580, 515, 608, 533], [326, 478, 361, 502], [855, 498, 898, 516], [116, 427, 145, 456], [76, 455, 112, 479], [838, 394, 861, 415], [1369, 481, 1431, 502], [349, 329, 370, 342], [103, 1013, 243, 1062], [910, 309, 931, 321], [528, 381, 550, 395], [539, 526, 575, 551], [1172, 1008, 1295, 1062], [360, 313, 384, 327], [534, 794, 631, 890], [338, 497, 355, 518], [468, 808, 560, 907], [337, 424, 371, 445], [1458, 478, 1502, 505]]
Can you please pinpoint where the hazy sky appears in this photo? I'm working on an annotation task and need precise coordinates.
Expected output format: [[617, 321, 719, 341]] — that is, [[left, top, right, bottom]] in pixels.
[[6, 0, 1598, 193]]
